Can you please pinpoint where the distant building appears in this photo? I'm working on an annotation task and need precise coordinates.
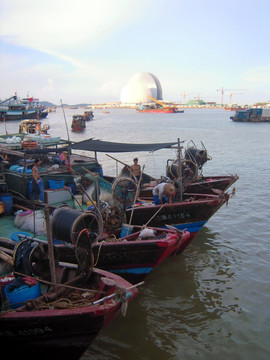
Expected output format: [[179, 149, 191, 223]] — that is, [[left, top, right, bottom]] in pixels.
[[120, 72, 163, 103], [186, 99, 205, 106]]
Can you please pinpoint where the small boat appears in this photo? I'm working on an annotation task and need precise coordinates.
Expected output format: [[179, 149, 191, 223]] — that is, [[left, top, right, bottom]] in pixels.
[[125, 191, 229, 241], [84, 110, 94, 121], [0, 217, 139, 360], [0, 206, 190, 284], [140, 175, 239, 196], [71, 115, 86, 132], [48, 209, 191, 283], [0, 267, 138, 359], [137, 105, 176, 113], [19, 119, 50, 135], [230, 107, 270, 122]]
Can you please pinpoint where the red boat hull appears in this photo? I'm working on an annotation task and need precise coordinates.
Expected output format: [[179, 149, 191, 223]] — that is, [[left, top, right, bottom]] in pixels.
[[0, 268, 138, 360], [137, 107, 176, 113]]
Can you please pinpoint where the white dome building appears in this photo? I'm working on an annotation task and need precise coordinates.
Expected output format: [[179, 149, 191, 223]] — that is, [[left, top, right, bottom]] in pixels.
[[120, 72, 163, 103]]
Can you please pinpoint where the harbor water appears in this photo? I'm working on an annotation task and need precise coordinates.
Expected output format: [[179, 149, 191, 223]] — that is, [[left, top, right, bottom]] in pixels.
[[1, 108, 270, 360]]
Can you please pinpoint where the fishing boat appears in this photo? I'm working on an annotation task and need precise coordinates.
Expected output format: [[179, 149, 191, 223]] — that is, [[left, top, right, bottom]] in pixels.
[[71, 115, 86, 132], [0, 211, 190, 284], [0, 95, 48, 121], [18, 119, 50, 135], [49, 208, 191, 283], [0, 210, 139, 360], [230, 107, 270, 122], [0, 269, 138, 360], [125, 191, 229, 241], [139, 175, 239, 196], [84, 110, 94, 121]]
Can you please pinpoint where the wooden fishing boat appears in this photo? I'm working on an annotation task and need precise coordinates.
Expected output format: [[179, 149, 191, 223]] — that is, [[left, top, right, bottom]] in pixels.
[[0, 267, 138, 360], [48, 211, 191, 283], [0, 209, 139, 360], [125, 192, 229, 241], [139, 175, 239, 197], [84, 110, 94, 121], [91, 226, 190, 282], [71, 115, 86, 132], [0, 207, 190, 284]]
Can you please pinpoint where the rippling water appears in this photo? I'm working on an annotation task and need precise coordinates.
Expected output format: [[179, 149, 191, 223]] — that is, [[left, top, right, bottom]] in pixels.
[[2, 108, 270, 359]]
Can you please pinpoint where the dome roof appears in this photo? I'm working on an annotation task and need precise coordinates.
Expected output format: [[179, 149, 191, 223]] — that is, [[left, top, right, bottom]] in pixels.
[[120, 72, 162, 103]]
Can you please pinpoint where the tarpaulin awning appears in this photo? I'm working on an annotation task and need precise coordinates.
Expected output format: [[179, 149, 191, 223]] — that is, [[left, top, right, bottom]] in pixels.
[[69, 138, 178, 153]]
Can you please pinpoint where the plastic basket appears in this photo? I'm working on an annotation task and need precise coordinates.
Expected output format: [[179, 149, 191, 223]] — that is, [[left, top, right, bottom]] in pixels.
[[48, 179, 65, 189]]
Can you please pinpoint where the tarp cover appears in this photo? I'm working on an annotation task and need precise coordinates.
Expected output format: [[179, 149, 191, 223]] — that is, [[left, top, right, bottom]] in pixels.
[[69, 138, 177, 153]]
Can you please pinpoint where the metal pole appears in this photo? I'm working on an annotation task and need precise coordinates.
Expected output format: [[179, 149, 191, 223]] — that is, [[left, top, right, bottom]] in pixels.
[[44, 206, 56, 284], [60, 99, 70, 142], [177, 138, 183, 202]]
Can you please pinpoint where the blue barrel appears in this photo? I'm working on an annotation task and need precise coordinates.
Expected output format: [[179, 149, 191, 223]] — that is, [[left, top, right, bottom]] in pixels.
[[67, 182, 76, 194], [0, 193, 13, 215]]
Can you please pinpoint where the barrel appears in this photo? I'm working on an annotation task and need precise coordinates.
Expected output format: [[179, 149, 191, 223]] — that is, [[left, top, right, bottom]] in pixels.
[[51, 206, 100, 243], [0, 193, 13, 215]]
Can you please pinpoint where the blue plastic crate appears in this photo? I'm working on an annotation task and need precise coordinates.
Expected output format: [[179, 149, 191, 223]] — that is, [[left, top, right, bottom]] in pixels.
[[48, 179, 65, 189]]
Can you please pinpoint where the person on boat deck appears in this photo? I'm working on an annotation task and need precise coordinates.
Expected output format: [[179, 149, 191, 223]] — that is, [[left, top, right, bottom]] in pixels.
[[59, 151, 72, 172], [31, 159, 42, 201], [59, 151, 68, 164], [152, 182, 175, 205], [130, 157, 141, 182]]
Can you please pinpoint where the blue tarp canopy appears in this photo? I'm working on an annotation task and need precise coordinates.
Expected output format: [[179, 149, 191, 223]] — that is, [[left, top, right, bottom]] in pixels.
[[69, 138, 178, 153]]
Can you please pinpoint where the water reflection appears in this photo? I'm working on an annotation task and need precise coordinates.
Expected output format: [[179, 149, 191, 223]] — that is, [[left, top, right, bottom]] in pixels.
[[82, 226, 242, 359]]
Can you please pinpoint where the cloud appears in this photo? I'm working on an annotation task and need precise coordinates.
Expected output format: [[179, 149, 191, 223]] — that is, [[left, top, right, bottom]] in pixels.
[[0, 0, 146, 61]]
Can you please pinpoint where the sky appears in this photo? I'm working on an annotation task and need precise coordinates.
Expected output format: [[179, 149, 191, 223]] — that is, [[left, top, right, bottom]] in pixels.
[[0, 0, 270, 105]]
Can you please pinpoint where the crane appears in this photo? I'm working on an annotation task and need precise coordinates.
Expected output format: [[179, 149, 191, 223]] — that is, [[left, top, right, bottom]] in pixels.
[[147, 95, 166, 107], [217, 88, 247, 105]]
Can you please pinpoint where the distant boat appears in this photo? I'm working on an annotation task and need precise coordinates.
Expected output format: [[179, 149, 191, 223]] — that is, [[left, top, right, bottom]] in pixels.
[[137, 105, 176, 113], [137, 95, 177, 113], [0, 95, 48, 121], [71, 115, 86, 132], [224, 106, 246, 111], [84, 110, 94, 121], [230, 107, 270, 122]]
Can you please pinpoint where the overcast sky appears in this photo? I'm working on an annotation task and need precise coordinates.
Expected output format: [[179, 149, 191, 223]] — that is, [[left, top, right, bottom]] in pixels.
[[1, 0, 269, 105]]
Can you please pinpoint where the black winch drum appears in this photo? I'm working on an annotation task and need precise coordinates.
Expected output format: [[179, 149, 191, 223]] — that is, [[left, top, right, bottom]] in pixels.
[[51, 206, 99, 243]]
